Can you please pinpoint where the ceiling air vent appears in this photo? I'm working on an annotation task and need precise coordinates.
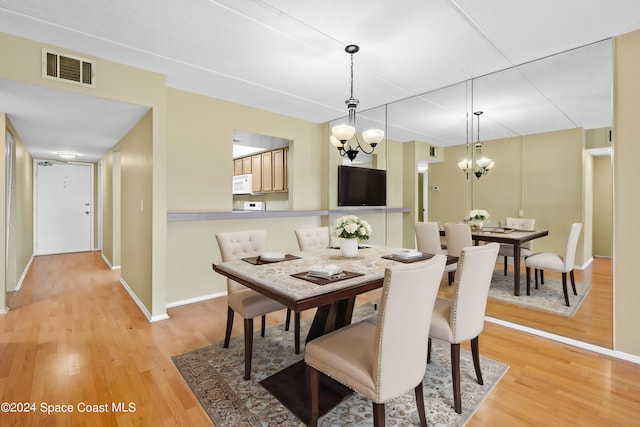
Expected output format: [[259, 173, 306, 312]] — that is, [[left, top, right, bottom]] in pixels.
[[42, 48, 95, 87]]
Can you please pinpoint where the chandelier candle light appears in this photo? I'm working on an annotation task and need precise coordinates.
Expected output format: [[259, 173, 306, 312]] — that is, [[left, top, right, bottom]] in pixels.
[[330, 45, 385, 162], [458, 111, 495, 179]]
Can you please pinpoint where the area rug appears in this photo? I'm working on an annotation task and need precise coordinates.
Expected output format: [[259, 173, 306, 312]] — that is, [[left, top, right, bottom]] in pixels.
[[172, 304, 508, 426], [488, 270, 591, 317]]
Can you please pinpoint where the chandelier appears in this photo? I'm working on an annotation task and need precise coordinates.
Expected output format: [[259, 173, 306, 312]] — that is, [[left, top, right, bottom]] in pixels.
[[330, 45, 384, 162], [458, 111, 494, 179]]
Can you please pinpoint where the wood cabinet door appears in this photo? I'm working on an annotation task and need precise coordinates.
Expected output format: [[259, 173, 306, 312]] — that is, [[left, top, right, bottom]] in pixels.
[[251, 155, 262, 192], [242, 157, 252, 174], [261, 151, 273, 192], [272, 149, 285, 191], [234, 158, 243, 176]]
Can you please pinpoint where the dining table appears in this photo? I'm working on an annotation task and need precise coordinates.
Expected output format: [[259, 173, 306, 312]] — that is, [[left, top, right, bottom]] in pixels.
[[471, 227, 549, 296], [213, 245, 457, 344], [212, 245, 457, 423]]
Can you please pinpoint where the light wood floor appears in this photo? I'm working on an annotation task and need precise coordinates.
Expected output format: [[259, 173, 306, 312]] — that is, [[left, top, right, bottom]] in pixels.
[[0, 251, 637, 426]]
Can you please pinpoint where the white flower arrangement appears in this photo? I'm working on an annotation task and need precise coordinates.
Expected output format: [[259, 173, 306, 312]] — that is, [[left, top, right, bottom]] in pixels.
[[467, 209, 489, 221], [334, 215, 372, 241]]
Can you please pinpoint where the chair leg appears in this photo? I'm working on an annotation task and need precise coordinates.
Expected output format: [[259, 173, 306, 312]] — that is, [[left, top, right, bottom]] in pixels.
[[294, 311, 301, 354], [306, 364, 319, 427], [526, 267, 531, 296], [414, 382, 427, 427], [540, 269, 545, 284], [570, 270, 577, 295], [471, 336, 484, 385], [223, 306, 234, 348], [534, 268, 539, 289], [285, 309, 291, 331], [243, 318, 254, 380], [372, 402, 386, 427], [562, 272, 570, 307], [427, 337, 432, 363], [451, 343, 462, 414], [261, 315, 266, 337], [503, 255, 508, 276], [448, 271, 454, 286]]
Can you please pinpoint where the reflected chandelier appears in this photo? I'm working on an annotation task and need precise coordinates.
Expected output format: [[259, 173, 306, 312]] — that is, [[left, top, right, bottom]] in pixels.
[[458, 111, 494, 179], [330, 45, 384, 162]]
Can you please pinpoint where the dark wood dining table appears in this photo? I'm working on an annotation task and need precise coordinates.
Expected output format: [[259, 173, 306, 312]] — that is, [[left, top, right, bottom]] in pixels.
[[213, 245, 457, 344], [471, 228, 549, 296], [212, 245, 457, 423]]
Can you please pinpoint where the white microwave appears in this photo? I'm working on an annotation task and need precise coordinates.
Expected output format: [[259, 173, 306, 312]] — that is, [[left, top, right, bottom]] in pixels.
[[232, 173, 253, 194]]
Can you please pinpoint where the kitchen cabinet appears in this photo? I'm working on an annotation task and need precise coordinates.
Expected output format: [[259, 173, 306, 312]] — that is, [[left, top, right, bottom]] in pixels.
[[234, 158, 243, 176], [235, 148, 288, 193], [242, 157, 252, 174], [261, 151, 273, 192]]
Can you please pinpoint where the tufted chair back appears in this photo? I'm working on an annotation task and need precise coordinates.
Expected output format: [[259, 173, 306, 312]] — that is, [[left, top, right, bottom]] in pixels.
[[216, 230, 267, 294], [294, 227, 330, 251]]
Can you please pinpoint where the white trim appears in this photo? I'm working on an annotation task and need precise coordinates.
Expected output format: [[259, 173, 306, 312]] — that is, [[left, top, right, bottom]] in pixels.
[[13, 254, 34, 292], [100, 252, 120, 270], [166, 291, 227, 309], [574, 256, 594, 270], [0, 306, 8, 315], [119, 277, 169, 322], [486, 316, 640, 365]]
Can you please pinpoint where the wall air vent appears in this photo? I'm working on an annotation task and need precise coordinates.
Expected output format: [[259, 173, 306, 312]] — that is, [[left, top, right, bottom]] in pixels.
[[42, 48, 95, 87]]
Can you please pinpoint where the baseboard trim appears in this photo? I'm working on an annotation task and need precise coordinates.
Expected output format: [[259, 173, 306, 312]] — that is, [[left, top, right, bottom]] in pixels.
[[166, 291, 227, 309], [485, 316, 640, 365], [119, 277, 168, 322], [101, 252, 121, 270], [14, 254, 35, 292]]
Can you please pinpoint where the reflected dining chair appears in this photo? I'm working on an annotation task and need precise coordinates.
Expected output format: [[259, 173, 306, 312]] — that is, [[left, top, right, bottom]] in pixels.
[[415, 221, 456, 285], [428, 242, 499, 414], [525, 223, 583, 307], [443, 223, 473, 285], [215, 230, 287, 380], [497, 217, 536, 275], [288, 226, 331, 354], [305, 255, 447, 427]]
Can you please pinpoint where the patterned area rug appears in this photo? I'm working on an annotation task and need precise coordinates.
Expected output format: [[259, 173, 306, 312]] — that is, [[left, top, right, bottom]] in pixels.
[[489, 270, 591, 317], [172, 304, 508, 426]]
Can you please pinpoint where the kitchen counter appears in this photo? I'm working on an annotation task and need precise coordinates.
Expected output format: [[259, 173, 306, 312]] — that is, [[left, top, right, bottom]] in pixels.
[[167, 207, 409, 222]]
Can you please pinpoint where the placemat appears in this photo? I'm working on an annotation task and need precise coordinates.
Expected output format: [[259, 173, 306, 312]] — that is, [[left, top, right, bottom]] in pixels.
[[242, 254, 301, 265], [381, 253, 436, 263], [291, 270, 363, 285]]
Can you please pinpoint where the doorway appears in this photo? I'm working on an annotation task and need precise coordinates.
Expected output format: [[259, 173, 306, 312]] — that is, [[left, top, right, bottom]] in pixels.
[[35, 161, 94, 255]]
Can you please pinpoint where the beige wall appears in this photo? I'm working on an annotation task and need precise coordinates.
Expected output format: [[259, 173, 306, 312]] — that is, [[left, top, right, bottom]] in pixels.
[[111, 111, 154, 309], [613, 29, 640, 355], [165, 88, 323, 301], [2, 117, 34, 303], [592, 155, 612, 257], [0, 32, 167, 318], [429, 128, 590, 263]]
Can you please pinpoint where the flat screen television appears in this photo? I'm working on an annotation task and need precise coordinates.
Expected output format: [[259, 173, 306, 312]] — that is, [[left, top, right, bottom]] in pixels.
[[338, 165, 387, 206]]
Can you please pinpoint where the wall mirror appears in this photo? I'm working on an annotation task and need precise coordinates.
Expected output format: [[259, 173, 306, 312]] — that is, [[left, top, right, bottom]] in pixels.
[[383, 39, 613, 348]]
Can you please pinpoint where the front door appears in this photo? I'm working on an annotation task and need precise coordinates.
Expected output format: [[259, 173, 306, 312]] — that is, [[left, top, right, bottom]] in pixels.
[[35, 161, 93, 255]]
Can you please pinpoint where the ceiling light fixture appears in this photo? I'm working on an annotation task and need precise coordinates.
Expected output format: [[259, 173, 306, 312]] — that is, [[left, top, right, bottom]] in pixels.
[[458, 111, 494, 179], [57, 151, 77, 159], [330, 44, 384, 162]]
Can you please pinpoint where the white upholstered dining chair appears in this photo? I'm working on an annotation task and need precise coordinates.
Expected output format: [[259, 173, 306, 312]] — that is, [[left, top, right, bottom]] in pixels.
[[287, 226, 331, 354], [215, 230, 287, 380], [428, 242, 499, 414], [443, 223, 473, 285], [415, 221, 456, 284], [305, 255, 447, 427], [497, 217, 536, 275], [525, 223, 583, 307]]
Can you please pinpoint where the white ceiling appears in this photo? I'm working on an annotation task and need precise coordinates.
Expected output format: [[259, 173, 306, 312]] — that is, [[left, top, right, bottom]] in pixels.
[[1, 0, 639, 161]]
